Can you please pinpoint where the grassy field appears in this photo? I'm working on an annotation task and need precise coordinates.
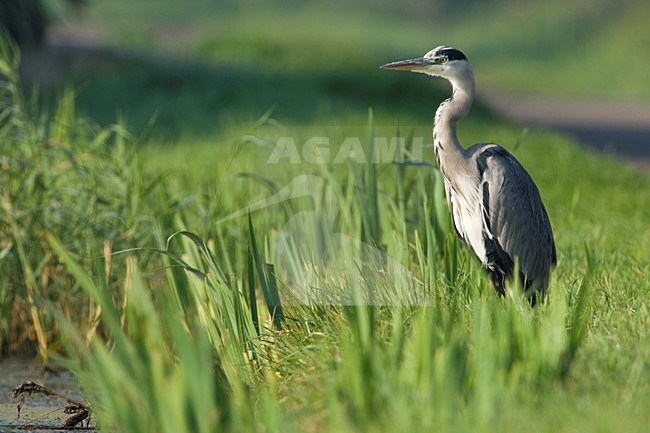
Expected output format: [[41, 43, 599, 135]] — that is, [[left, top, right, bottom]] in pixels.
[[2, 1, 649, 432]]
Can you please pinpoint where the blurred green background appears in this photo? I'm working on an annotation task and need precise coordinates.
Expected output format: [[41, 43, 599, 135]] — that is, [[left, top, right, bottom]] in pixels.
[[12, 0, 648, 140]]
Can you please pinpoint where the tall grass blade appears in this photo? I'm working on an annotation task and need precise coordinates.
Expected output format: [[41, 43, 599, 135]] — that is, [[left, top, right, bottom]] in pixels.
[[248, 213, 284, 329], [265, 263, 285, 329], [561, 243, 594, 377], [365, 108, 380, 247], [247, 247, 261, 336]]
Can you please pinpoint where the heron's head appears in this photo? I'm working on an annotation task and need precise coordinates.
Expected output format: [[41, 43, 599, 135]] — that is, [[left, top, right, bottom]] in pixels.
[[381, 45, 471, 79]]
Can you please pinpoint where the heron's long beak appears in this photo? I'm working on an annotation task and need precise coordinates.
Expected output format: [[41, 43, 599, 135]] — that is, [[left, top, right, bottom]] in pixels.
[[380, 57, 428, 71]]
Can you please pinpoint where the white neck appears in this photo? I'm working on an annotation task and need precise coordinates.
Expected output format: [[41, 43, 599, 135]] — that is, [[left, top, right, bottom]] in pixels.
[[432, 67, 475, 176]]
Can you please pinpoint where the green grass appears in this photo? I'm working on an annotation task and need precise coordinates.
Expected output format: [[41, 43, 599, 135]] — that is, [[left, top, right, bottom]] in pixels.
[[2, 1, 650, 431]]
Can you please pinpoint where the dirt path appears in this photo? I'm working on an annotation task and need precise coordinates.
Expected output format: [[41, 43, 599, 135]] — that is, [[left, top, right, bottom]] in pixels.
[[480, 90, 650, 173]]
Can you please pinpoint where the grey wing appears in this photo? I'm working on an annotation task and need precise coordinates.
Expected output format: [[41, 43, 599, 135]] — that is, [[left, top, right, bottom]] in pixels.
[[476, 145, 556, 292]]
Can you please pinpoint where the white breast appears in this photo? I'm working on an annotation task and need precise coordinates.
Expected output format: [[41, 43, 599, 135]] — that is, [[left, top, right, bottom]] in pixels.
[[446, 177, 487, 263]]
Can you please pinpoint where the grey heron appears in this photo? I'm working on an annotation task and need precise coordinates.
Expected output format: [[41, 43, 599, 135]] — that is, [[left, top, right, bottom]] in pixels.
[[382, 46, 556, 305]]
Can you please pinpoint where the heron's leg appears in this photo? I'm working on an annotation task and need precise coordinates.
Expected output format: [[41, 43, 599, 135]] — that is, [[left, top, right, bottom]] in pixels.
[[487, 269, 506, 297], [526, 286, 547, 307]]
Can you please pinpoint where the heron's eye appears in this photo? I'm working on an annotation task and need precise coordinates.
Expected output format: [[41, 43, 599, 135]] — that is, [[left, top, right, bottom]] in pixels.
[[439, 57, 448, 64]]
